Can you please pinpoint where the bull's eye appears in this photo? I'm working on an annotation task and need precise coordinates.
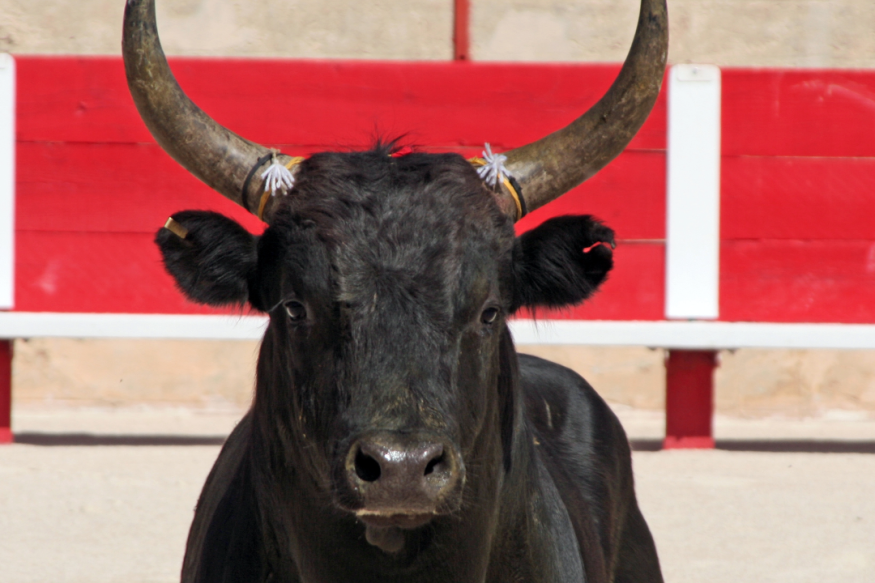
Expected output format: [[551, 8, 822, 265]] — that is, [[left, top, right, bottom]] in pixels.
[[284, 300, 307, 321], [481, 307, 500, 324]]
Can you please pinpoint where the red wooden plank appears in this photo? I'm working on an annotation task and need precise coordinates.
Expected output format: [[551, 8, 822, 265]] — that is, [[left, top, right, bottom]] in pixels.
[[16, 57, 150, 144], [15, 58, 875, 324], [29, 60, 875, 159], [15, 142, 265, 234], [720, 240, 875, 323], [17, 143, 665, 239], [28, 231, 868, 323], [722, 155, 875, 240], [27, 59, 875, 160], [15, 230, 665, 319], [15, 57, 666, 152], [516, 151, 666, 240], [723, 69, 875, 157], [14, 231, 240, 315]]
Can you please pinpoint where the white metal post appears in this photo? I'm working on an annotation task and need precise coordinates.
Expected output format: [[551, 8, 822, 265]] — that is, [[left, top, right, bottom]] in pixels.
[[0, 54, 14, 309], [665, 64, 721, 320]]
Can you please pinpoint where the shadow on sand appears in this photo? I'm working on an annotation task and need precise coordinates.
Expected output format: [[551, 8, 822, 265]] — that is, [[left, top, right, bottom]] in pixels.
[[9, 433, 875, 453], [629, 439, 875, 454], [13, 433, 227, 446]]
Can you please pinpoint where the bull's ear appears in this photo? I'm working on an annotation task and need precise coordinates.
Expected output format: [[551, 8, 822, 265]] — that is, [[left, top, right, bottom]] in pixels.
[[511, 215, 614, 313], [155, 210, 259, 308]]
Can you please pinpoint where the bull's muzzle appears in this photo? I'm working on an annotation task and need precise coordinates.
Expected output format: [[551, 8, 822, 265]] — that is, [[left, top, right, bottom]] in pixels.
[[344, 432, 464, 553]]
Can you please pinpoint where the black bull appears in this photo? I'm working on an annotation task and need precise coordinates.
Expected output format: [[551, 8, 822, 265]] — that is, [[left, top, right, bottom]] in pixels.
[[123, 0, 669, 578], [156, 151, 662, 583]]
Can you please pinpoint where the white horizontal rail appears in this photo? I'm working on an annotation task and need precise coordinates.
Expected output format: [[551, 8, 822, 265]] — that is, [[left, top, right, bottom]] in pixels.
[[0, 313, 269, 341], [509, 320, 875, 350], [0, 313, 874, 350]]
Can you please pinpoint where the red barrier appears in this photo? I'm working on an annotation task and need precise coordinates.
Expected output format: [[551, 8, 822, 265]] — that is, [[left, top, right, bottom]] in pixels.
[[7, 57, 875, 448], [0, 341, 11, 443], [15, 57, 667, 319], [15, 58, 875, 323], [664, 350, 717, 449], [454, 0, 470, 61]]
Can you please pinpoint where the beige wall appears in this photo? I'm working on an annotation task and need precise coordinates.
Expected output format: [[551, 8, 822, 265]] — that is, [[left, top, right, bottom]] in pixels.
[[473, 0, 875, 68], [2, 0, 875, 67], [523, 345, 875, 418], [4, 0, 875, 419], [12, 338, 260, 410], [12, 339, 875, 419], [0, 0, 455, 59]]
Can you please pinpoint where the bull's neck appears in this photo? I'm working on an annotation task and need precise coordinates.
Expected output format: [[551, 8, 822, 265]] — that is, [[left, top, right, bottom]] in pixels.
[[244, 323, 547, 583]]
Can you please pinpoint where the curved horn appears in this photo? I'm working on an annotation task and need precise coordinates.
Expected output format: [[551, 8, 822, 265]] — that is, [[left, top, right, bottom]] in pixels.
[[503, 0, 668, 218], [123, 0, 287, 219]]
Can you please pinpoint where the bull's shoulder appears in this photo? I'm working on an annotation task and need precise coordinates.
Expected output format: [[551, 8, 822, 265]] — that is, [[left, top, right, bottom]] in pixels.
[[518, 354, 651, 581], [517, 353, 628, 458], [517, 353, 634, 524], [182, 412, 273, 583]]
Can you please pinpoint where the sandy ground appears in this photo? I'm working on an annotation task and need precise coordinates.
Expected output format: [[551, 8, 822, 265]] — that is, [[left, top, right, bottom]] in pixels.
[[1, 406, 874, 583]]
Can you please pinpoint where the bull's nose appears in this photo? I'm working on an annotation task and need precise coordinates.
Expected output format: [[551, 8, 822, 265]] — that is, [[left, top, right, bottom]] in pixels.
[[346, 433, 462, 515], [355, 441, 445, 484]]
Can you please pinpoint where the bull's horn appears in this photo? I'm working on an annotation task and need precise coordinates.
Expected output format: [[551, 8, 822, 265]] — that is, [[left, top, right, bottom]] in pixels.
[[503, 0, 668, 218], [123, 0, 287, 219]]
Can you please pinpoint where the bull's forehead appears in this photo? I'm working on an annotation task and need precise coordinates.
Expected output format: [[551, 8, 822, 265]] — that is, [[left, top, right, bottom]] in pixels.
[[333, 210, 463, 307], [280, 151, 514, 317], [340, 197, 504, 317]]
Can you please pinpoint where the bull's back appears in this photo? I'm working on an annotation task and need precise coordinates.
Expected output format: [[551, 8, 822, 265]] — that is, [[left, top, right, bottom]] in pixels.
[[518, 354, 662, 583]]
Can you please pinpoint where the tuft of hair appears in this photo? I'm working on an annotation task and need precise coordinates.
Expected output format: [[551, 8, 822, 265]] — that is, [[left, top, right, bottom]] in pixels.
[[371, 136, 409, 157], [155, 210, 258, 307], [512, 215, 615, 312]]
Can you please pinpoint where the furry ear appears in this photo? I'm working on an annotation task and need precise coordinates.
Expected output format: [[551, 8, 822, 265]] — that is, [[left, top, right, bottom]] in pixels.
[[155, 210, 259, 308], [512, 215, 615, 312]]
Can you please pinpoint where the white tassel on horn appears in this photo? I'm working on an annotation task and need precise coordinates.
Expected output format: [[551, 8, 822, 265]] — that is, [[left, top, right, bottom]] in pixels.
[[475, 143, 513, 187], [261, 153, 296, 196]]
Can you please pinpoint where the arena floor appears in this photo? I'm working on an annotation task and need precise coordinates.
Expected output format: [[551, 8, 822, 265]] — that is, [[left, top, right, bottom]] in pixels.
[[1, 406, 873, 583]]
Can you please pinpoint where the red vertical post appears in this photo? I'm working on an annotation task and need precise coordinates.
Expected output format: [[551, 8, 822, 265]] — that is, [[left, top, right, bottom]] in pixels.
[[453, 0, 470, 61], [663, 349, 717, 449], [0, 340, 12, 444]]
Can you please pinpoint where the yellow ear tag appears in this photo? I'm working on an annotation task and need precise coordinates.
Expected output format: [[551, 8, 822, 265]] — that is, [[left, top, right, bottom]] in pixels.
[[164, 217, 189, 239]]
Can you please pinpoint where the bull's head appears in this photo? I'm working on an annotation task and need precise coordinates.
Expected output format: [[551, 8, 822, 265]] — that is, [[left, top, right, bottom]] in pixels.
[[125, 0, 666, 558]]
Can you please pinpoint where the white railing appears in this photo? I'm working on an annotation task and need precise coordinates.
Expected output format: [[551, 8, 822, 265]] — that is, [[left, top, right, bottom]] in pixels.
[[0, 313, 873, 350], [0, 54, 14, 310]]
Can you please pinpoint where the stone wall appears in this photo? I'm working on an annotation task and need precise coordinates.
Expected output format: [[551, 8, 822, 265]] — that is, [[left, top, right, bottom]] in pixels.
[[12, 339, 875, 419], [3, 0, 875, 67], [4, 0, 874, 418]]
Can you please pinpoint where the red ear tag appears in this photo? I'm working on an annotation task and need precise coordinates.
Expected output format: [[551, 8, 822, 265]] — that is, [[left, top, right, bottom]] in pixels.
[[582, 241, 607, 254], [390, 146, 414, 158]]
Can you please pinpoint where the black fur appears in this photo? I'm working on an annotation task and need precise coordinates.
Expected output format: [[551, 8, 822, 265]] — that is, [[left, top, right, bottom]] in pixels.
[[155, 147, 661, 583], [193, 457, 267, 583], [512, 215, 615, 312], [156, 210, 258, 307]]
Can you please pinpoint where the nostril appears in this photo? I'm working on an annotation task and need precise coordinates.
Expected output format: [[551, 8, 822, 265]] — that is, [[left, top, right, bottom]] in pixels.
[[354, 449, 381, 482], [424, 452, 444, 476]]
